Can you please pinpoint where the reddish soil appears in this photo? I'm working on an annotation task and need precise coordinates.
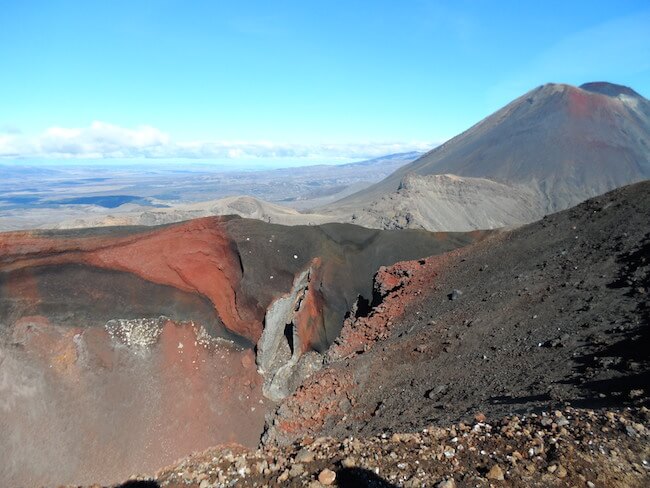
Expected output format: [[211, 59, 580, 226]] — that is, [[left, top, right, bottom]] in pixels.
[[566, 85, 614, 119], [0, 217, 258, 340], [328, 248, 471, 360], [1, 317, 268, 486]]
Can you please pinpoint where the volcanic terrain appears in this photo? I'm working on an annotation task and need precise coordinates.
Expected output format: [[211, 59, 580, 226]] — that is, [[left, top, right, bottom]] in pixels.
[[324, 82, 650, 230], [134, 181, 649, 487], [0, 216, 483, 485], [1, 83, 648, 487]]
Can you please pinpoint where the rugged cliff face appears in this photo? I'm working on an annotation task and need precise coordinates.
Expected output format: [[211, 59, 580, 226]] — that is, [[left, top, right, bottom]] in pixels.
[[0, 215, 484, 485]]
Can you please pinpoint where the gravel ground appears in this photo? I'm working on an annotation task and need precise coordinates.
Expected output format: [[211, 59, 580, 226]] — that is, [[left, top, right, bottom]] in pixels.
[[116, 407, 649, 487]]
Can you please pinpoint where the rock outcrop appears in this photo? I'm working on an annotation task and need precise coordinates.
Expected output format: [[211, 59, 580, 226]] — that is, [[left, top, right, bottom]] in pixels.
[[256, 260, 325, 401]]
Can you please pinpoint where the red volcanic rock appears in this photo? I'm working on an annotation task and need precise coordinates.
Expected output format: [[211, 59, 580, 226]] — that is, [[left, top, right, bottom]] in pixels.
[[566, 84, 612, 118], [291, 258, 326, 354], [328, 247, 470, 360], [91, 219, 254, 338], [266, 368, 355, 444], [0, 217, 258, 340]]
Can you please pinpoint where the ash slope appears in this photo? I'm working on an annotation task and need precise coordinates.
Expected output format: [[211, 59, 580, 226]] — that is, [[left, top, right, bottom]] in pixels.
[[266, 180, 650, 445], [325, 82, 650, 230]]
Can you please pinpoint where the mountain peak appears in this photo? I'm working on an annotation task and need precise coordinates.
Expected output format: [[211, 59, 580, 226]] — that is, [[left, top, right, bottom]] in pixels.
[[579, 81, 642, 98]]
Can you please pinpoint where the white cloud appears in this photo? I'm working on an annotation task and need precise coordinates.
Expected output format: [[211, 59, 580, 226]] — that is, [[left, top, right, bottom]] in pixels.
[[38, 122, 170, 157], [0, 133, 30, 157], [0, 121, 434, 160]]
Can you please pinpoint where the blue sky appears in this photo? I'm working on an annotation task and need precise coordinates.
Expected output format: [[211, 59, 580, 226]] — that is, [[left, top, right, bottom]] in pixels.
[[1, 0, 649, 163]]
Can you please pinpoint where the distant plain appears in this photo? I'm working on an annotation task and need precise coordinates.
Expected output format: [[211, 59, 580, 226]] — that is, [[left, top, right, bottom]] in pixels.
[[0, 152, 420, 231]]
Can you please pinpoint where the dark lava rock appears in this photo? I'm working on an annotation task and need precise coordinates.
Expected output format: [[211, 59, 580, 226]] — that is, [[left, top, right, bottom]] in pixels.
[[449, 289, 463, 300]]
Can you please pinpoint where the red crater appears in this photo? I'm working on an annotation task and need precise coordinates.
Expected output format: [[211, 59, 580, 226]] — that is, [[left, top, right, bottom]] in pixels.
[[0, 217, 260, 341], [0, 216, 482, 485]]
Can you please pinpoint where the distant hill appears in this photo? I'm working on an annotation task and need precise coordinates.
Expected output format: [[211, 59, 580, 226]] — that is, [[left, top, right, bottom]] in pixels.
[[323, 81, 650, 230], [53, 195, 334, 228]]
